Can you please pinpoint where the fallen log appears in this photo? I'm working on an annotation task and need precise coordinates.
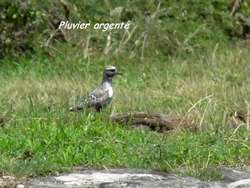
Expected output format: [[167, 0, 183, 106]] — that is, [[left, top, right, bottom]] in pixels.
[[110, 112, 196, 133]]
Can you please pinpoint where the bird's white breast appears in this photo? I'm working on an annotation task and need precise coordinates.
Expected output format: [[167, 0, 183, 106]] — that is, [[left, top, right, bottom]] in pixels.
[[104, 82, 113, 98]]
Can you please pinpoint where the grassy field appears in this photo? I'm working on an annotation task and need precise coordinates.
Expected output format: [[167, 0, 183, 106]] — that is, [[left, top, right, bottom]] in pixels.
[[0, 42, 250, 180]]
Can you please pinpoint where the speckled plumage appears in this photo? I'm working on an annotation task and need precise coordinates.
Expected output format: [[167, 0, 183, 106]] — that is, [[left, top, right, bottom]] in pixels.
[[70, 66, 121, 112]]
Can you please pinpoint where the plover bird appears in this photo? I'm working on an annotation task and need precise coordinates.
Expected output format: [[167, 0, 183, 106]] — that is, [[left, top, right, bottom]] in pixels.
[[70, 65, 122, 112]]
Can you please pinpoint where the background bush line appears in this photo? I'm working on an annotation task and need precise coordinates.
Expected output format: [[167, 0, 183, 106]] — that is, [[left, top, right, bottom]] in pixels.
[[1, 0, 250, 60]]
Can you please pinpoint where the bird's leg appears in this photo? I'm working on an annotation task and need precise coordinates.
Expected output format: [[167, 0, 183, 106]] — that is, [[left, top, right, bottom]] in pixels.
[[95, 105, 102, 112], [109, 102, 114, 115]]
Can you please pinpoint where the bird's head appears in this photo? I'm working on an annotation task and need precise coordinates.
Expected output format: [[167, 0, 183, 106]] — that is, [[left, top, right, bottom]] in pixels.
[[102, 65, 122, 83], [103, 65, 122, 78]]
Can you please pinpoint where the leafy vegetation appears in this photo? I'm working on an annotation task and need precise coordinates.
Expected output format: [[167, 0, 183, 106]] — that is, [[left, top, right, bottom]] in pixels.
[[0, 0, 250, 181], [1, 0, 250, 59]]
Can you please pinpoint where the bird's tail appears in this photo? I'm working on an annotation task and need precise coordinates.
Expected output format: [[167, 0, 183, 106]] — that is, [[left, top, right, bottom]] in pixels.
[[69, 97, 88, 112], [69, 105, 84, 112]]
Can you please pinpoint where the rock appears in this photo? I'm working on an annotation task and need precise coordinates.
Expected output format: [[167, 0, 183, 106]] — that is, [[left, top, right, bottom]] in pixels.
[[220, 167, 250, 188], [220, 167, 250, 182], [5, 167, 250, 188], [17, 184, 25, 188], [228, 179, 250, 188], [24, 169, 227, 188]]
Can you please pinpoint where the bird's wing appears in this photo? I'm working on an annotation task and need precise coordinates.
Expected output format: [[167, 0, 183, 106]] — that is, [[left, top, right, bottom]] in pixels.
[[69, 85, 110, 112], [87, 86, 110, 107]]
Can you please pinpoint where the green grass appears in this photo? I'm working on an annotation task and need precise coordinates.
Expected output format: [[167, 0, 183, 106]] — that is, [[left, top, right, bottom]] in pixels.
[[0, 43, 250, 181], [0, 111, 249, 180]]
